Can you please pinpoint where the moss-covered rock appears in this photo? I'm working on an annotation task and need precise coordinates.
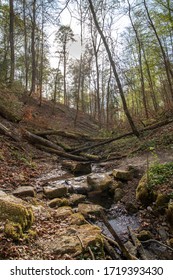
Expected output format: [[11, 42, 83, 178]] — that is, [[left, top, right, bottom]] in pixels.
[[48, 198, 69, 208], [114, 188, 125, 202], [167, 199, 173, 226], [136, 174, 156, 205], [54, 206, 74, 219], [0, 193, 34, 240], [68, 213, 86, 225], [155, 193, 170, 210], [137, 230, 153, 241]]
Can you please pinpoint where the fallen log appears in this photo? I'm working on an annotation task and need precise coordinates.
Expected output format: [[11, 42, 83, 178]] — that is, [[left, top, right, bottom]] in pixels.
[[71, 118, 173, 155], [0, 122, 19, 141], [35, 144, 89, 161], [22, 129, 64, 151], [35, 129, 103, 142]]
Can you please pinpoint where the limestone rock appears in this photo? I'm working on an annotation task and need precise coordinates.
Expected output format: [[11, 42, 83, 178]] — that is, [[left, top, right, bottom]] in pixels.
[[78, 203, 103, 218], [48, 198, 69, 208], [47, 223, 103, 258], [68, 213, 86, 225], [87, 173, 112, 192], [112, 169, 132, 181], [54, 206, 73, 219], [68, 194, 86, 206], [43, 185, 67, 199], [62, 160, 91, 175], [114, 188, 125, 202], [13, 186, 36, 198]]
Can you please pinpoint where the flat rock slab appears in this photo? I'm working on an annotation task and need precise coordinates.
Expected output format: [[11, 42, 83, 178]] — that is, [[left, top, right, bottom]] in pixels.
[[87, 173, 112, 191], [43, 223, 102, 257], [43, 185, 67, 199], [13, 186, 36, 198], [112, 169, 132, 181]]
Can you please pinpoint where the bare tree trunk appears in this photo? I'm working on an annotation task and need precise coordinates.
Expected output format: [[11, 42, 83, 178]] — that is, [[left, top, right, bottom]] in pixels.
[[9, 0, 15, 85], [30, 0, 36, 96], [127, 0, 148, 119], [23, 0, 29, 91], [88, 0, 139, 137], [144, 0, 173, 103]]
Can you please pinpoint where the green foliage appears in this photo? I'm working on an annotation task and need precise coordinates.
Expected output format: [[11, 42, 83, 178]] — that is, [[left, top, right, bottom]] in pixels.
[[148, 162, 173, 188]]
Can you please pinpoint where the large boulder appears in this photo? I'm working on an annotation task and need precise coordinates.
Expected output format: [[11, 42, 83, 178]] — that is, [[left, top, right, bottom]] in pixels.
[[87, 173, 112, 192], [0, 191, 34, 240]]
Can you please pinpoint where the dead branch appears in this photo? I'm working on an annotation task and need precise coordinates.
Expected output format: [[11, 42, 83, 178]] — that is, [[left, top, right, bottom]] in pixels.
[[35, 144, 89, 161], [128, 226, 147, 260], [100, 211, 137, 260], [103, 238, 121, 260], [0, 122, 19, 141]]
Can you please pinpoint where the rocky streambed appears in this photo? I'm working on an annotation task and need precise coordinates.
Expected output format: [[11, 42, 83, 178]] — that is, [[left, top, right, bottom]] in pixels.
[[0, 160, 173, 260]]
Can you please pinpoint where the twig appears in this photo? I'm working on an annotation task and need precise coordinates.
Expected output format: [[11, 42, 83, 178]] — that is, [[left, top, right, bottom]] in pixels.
[[88, 246, 95, 260], [141, 239, 173, 252]]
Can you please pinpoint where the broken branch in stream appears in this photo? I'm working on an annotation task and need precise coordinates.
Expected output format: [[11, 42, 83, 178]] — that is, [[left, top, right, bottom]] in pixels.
[[100, 211, 137, 260]]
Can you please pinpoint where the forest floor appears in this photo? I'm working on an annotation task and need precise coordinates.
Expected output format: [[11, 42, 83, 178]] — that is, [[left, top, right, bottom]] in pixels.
[[0, 91, 173, 260]]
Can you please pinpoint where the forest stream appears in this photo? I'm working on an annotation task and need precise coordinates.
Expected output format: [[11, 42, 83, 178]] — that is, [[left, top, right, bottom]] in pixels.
[[33, 159, 173, 260]]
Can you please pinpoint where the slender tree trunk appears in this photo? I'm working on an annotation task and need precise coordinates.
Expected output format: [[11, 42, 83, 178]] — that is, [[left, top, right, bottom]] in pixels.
[[144, 0, 173, 102], [142, 46, 159, 113], [30, 0, 36, 96], [88, 0, 139, 137], [23, 0, 29, 91], [9, 0, 15, 85], [39, 0, 44, 106], [127, 0, 148, 119]]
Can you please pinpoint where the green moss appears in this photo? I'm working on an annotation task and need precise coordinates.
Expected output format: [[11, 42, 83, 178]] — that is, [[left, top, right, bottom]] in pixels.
[[148, 162, 173, 188], [0, 199, 34, 230], [4, 222, 23, 240], [136, 174, 156, 205]]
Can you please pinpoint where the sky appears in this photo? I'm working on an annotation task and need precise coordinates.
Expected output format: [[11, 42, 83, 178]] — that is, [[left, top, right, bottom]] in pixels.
[[48, 0, 130, 68]]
